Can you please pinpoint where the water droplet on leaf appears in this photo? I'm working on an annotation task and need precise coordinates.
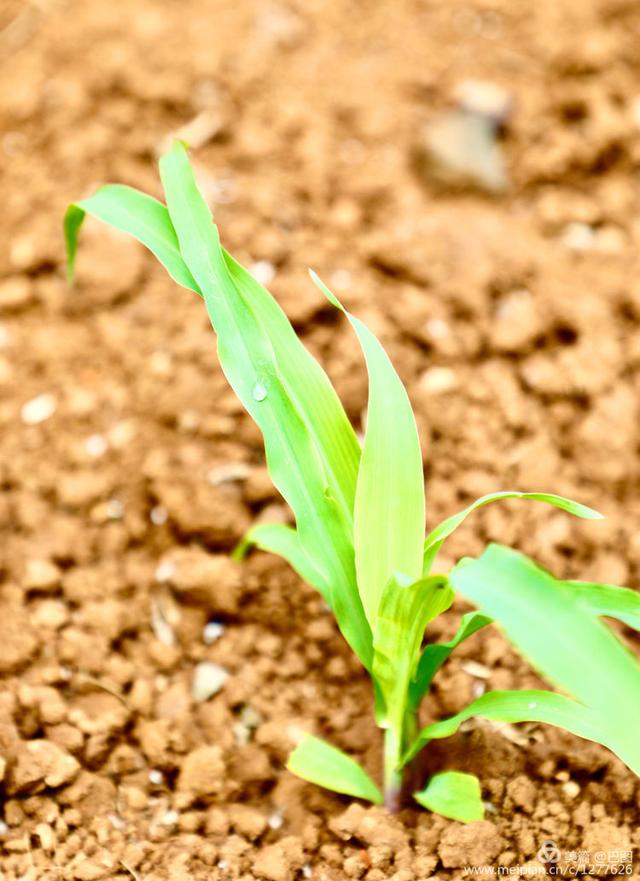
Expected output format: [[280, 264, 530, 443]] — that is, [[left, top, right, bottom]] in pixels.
[[252, 382, 268, 402]]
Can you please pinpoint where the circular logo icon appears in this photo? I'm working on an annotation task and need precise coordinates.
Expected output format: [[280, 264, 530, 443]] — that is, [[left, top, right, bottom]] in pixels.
[[537, 841, 561, 864]]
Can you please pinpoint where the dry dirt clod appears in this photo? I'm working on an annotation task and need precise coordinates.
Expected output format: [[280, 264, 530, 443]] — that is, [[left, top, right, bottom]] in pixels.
[[162, 546, 243, 613], [228, 803, 268, 840], [329, 805, 409, 852], [158, 106, 226, 155], [6, 739, 80, 795], [0, 276, 34, 312], [438, 821, 505, 868], [23, 558, 62, 593], [252, 836, 305, 881], [176, 745, 226, 802], [0, 599, 38, 673]]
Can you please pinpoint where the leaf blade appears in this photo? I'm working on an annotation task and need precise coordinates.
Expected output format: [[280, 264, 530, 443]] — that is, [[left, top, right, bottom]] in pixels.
[[449, 544, 640, 774], [404, 689, 605, 765], [423, 492, 603, 575], [157, 143, 372, 667], [287, 734, 383, 804], [373, 575, 454, 732], [233, 523, 329, 599], [414, 771, 484, 822], [311, 272, 425, 629], [64, 185, 200, 292]]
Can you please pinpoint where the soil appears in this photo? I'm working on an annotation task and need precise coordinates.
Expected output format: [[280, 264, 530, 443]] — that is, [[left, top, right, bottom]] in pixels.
[[2, 0, 640, 878]]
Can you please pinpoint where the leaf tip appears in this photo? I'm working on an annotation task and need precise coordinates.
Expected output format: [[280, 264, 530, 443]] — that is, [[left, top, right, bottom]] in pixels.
[[308, 269, 343, 310]]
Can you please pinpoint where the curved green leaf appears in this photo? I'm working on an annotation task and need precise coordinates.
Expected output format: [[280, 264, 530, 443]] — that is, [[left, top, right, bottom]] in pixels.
[[67, 144, 372, 668], [409, 611, 492, 710], [311, 272, 425, 629], [233, 523, 329, 598], [423, 492, 602, 574], [287, 734, 382, 804], [158, 144, 372, 666], [449, 545, 640, 774], [404, 689, 604, 765], [414, 771, 484, 822], [64, 185, 200, 292]]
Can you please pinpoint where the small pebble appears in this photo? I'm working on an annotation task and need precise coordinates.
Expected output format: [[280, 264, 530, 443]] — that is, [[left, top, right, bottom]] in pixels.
[[192, 661, 229, 702], [150, 505, 168, 525], [419, 367, 458, 395], [425, 318, 450, 339], [150, 598, 176, 647], [158, 109, 224, 155], [155, 560, 176, 583], [418, 109, 508, 193], [461, 660, 492, 679], [207, 463, 251, 486], [250, 260, 276, 286], [563, 222, 595, 251], [148, 769, 164, 786], [108, 419, 137, 448], [149, 350, 172, 376], [203, 621, 225, 644], [453, 79, 513, 125], [562, 780, 580, 799], [268, 811, 284, 830], [21, 393, 56, 425], [161, 810, 179, 826], [330, 269, 352, 291], [84, 434, 108, 458], [105, 499, 124, 520]]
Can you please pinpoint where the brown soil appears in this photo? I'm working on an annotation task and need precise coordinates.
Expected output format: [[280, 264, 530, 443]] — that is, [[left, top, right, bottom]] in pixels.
[[2, 0, 640, 878]]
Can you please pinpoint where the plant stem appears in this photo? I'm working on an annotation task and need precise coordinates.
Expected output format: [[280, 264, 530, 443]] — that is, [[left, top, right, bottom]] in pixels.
[[383, 728, 403, 813]]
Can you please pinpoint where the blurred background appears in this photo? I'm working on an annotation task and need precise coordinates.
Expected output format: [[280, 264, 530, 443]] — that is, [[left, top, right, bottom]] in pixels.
[[1, 0, 640, 875]]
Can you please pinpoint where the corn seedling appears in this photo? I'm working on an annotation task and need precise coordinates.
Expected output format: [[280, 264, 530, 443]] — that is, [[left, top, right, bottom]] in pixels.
[[65, 143, 640, 821]]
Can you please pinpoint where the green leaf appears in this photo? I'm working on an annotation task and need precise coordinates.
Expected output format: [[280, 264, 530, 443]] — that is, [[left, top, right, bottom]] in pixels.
[[157, 144, 372, 667], [311, 272, 425, 629], [449, 545, 640, 775], [233, 523, 329, 599], [222, 252, 362, 526], [404, 690, 604, 765], [409, 611, 492, 710], [67, 143, 373, 669], [373, 574, 454, 733], [565, 581, 640, 632], [414, 771, 484, 822], [423, 492, 603, 574], [64, 185, 200, 292], [287, 734, 383, 804]]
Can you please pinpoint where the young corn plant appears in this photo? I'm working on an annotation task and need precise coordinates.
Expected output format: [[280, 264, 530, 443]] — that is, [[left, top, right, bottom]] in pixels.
[[65, 143, 640, 821]]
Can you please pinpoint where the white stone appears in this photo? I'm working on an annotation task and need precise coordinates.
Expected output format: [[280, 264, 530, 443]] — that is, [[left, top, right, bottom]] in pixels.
[[21, 393, 56, 425], [192, 662, 229, 702], [250, 260, 276, 286], [85, 434, 108, 458]]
